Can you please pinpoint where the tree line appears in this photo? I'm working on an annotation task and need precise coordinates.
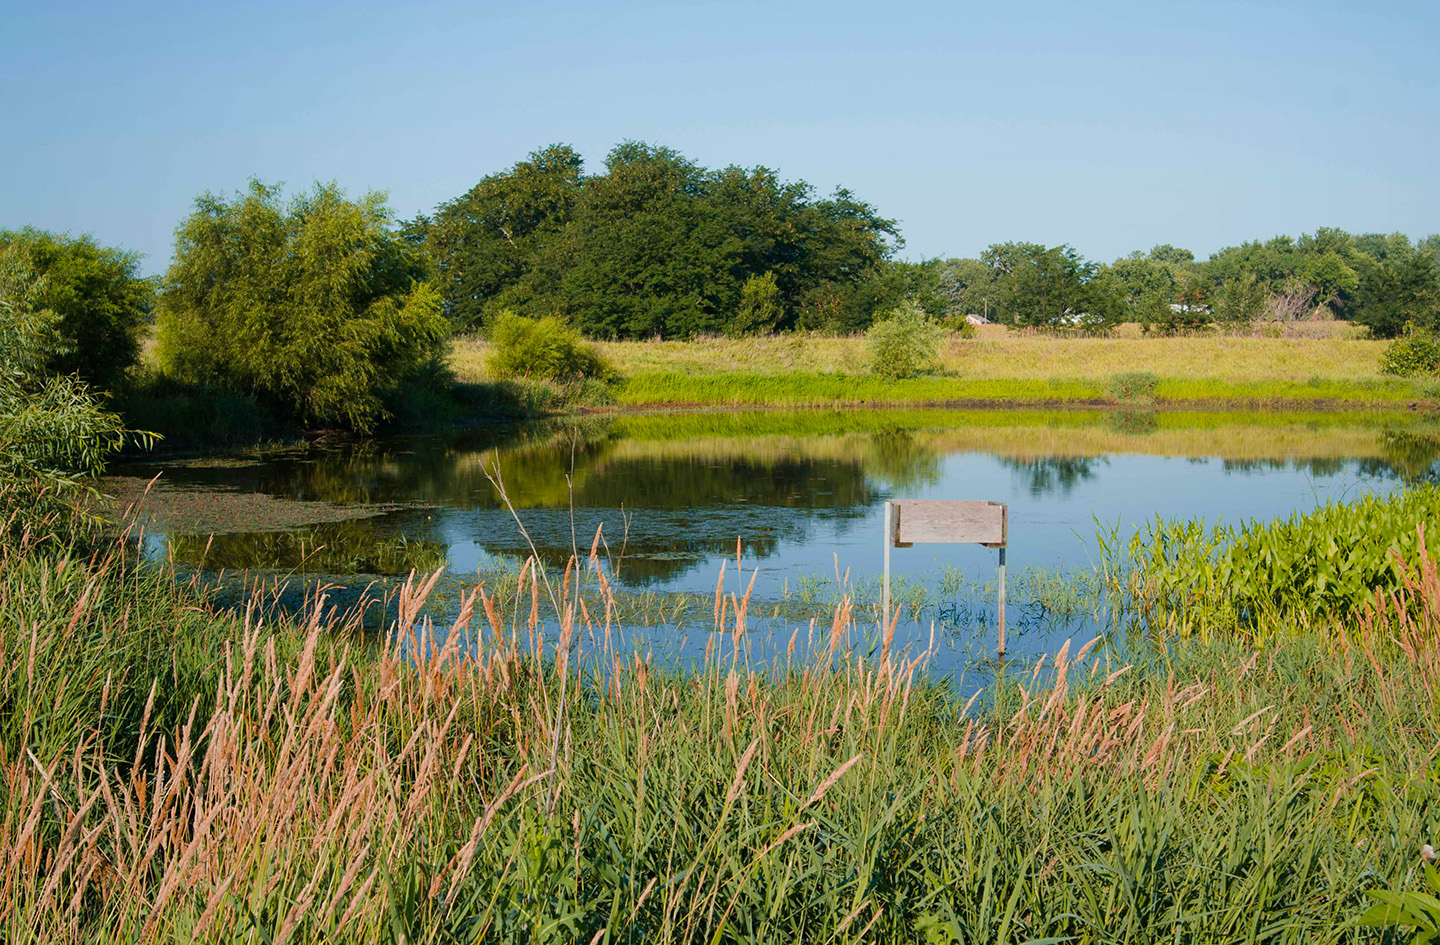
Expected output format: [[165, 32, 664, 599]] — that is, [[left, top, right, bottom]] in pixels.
[[924, 230, 1440, 338], [3, 140, 1440, 445]]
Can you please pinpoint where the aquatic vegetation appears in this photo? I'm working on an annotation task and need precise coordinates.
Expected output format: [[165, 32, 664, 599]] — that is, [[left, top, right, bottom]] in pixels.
[[1110, 484, 1440, 635]]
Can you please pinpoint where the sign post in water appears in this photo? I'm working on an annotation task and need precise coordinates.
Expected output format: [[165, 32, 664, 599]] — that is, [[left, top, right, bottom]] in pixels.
[[882, 499, 1009, 658]]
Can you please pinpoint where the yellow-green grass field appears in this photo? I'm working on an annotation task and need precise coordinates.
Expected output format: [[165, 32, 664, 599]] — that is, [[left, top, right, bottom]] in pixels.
[[449, 326, 1433, 410]]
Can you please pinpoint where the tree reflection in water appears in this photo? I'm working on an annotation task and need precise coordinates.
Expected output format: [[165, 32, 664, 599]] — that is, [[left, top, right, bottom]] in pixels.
[[113, 411, 1440, 593], [999, 456, 1104, 497]]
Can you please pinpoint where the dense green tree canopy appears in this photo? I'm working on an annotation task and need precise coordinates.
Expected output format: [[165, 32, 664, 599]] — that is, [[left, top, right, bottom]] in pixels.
[[976, 242, 1120, 330], [0, 245, 138, 538], [932, 229, 1439, 337], [0, 228, 153, 392], [155, 180, 449, 432], [428, 142, 901, 337]]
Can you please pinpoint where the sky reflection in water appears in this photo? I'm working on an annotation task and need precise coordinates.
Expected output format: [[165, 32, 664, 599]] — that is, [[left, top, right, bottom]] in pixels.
[[115, 409, 1440, 674]]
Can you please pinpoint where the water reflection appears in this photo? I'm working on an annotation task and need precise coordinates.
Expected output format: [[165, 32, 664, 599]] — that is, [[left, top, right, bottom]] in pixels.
[[1000, 457, 1104, 496], [112, 409, 1440, 593], [167, 522, 449, 575]]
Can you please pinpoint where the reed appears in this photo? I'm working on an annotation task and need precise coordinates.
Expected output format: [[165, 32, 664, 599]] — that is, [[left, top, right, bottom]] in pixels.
[[3, 520, 1439, 942]]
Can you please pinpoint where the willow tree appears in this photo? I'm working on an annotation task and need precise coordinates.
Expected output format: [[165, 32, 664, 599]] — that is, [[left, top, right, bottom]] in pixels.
[[156, 180, 449, 432], [0, 245, 138, 539]]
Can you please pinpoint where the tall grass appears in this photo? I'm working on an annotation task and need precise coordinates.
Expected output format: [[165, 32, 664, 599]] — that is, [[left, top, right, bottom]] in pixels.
[[4, 520, 1440, 941], [450, 331, 1390, 384]]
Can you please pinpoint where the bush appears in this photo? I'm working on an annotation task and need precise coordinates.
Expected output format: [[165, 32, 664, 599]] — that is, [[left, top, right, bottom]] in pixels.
[[729, 271, 782, 336], [155, 180, 450, 434], [1109, 371, 1159, 402], [0, 228, 152, 392], [486, 311, 614, 382], [115, 371, 274, 448], [937, 314, 978, 338], [1211, 274, 1267, 327], [866, 300, 943, 379], [1380, 326, 1440, 378]]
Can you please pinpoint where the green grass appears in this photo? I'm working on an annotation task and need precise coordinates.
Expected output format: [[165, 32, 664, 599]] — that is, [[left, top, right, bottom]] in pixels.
[[606, 405, 1436, 441], [5, 502, 1440, 941], [451, 325, 1389, 384], [612, 370, 1427, 409]]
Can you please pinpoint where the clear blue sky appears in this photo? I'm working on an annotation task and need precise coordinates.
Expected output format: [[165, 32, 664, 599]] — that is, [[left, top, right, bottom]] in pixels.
[[3, 0, 1437, 273]]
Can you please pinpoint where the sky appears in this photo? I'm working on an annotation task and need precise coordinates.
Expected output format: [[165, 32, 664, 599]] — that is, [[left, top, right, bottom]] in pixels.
[[3, 0, 1438, 273]]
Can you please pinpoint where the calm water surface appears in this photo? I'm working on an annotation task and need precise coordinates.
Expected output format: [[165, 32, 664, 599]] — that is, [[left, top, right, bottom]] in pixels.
[[110, 408, 1440, 672]]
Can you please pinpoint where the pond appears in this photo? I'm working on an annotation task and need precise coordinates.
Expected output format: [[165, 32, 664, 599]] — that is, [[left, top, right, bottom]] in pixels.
[[107, 408, 1440, 674]]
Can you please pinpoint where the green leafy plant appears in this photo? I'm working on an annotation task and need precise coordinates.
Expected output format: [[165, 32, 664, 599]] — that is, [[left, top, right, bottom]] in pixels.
[[1116, 485, 1440, 633], [1357, 858, 1440, 942], [866, 299, 943, 379], [1382, 325, 1440, 378], [729, 270, 783, 336], [485, 310, 614, 382], [937, 313, 977, 338]]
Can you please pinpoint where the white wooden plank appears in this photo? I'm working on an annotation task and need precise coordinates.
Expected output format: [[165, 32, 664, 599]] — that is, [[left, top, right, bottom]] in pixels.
[[892, 500, 1006, 547]]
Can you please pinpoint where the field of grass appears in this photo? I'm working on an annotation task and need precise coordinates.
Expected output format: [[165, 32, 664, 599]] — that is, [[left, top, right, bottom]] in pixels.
[[6, 495, 1440, 942], [610, 372, 1425, 409], [448, 326, 1433, 411]]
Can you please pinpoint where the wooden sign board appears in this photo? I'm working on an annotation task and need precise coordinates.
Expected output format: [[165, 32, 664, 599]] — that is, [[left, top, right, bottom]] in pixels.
[[890, 500, 1006, 549], [882, 498, 1010, 658]]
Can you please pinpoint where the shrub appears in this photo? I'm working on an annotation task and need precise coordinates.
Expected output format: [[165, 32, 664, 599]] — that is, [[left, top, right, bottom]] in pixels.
[[0, 228, 153, 392], [486, 311, 613, 382], [1381, 326, 1440, 378], [155, 180, 450, 434], [729, 271, 782, 336], [1108, 371, 1159, 403], [866, 300, 943, 379], [938, 313, 978, 338]]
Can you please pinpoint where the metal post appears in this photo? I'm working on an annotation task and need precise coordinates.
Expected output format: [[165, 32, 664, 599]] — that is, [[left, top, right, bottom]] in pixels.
[[882, 501, 892, 630], [996, 546, 1006, 659]]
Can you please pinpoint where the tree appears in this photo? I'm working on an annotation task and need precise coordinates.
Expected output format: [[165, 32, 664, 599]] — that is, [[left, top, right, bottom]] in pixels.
[[1107, 252, 1177, 327], [984, 243, 1116, 331], [1212, 274, 1267, 326], [1147, 244, 1195, 266], [1351, 247, 1440, 338], [428, 145, 584, 330], [0, 245, 141, 539], [427, 142, 900, 338], [1419, 234, 1440, 266], [156, 180, 449, 433], [1301, 250, 1358, 316], [934, 257, 1002, 320], [731, 271, 782, 335], [559, 142, 731, 338], [0, 228, 153, 392]]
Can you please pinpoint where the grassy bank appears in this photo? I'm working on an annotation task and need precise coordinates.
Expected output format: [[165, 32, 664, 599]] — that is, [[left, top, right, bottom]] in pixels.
[[611, 371, 1425, 409], [450, 328, 1436, 411], [6, 509, 1440, 941]]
